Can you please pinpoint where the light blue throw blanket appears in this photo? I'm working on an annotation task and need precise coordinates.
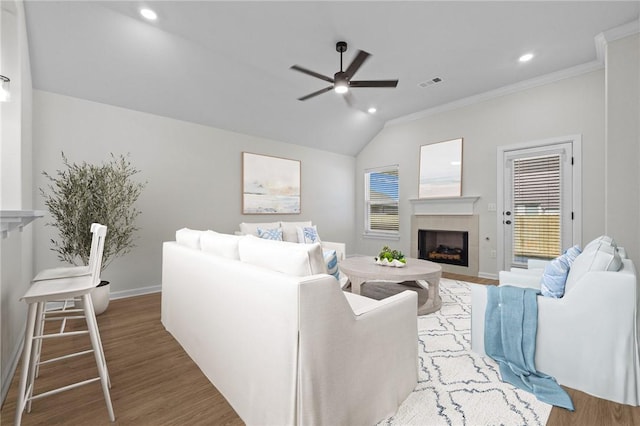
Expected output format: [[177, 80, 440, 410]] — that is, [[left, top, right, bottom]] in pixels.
[[485, 285, 574, 411]]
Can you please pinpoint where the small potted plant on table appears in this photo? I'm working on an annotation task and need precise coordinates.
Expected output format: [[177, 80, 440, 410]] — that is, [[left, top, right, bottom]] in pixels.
[[375, 246, 407, 267]]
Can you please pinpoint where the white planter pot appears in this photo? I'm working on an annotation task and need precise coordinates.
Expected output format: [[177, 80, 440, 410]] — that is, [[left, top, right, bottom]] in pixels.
[[77, 281, 110, 315]]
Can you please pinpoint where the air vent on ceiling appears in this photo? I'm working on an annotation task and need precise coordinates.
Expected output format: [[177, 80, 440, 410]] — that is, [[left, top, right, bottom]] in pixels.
[[418, 77, 442, 88]]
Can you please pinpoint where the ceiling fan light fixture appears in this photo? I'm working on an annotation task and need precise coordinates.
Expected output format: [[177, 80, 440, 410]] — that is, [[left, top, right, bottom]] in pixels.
[[334, 81, 348, 94]]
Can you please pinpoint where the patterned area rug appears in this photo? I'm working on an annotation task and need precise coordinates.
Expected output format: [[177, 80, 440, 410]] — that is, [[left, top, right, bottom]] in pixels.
[[378, 278, 552, 426]]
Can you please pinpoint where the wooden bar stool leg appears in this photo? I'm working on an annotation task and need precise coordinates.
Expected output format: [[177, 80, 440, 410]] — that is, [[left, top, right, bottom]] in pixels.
[[15, 303, 38, 426], [82, 294, 115, 422]]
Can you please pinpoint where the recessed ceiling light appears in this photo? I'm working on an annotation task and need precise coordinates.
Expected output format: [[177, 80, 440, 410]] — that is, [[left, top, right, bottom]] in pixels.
[[140, 8, 157, 20], [368, 107, 377, 114], [519, 53, 534, 63]]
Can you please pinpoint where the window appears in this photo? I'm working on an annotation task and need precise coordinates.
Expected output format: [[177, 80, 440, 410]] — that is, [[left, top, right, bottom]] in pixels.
[[364, 165, 399, 237]]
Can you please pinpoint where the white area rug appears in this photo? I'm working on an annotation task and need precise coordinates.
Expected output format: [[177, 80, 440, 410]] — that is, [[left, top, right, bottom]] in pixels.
[[379, 278, 552, 426]]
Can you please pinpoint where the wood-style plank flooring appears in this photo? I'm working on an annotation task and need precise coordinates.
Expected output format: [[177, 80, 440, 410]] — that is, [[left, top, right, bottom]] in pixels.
[[2, 273, 639, 425]]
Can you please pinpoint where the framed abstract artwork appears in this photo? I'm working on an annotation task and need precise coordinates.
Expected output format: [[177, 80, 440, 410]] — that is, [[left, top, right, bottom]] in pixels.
[[419, 138, 463, 198], [242, 152, 301, 214]]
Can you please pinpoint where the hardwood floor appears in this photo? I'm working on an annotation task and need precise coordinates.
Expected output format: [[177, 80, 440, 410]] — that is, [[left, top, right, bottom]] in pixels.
[[1, 273, 638, 425]]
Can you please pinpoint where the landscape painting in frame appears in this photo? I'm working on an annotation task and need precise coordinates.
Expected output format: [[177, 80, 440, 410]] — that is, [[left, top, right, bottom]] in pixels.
[[242, 152, 301, 214], [419, 138, 463, 198]]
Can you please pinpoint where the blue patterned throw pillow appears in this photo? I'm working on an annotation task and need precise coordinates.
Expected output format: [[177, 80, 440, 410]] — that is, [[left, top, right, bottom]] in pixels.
[[297, 226, 321, 244], [563, 245, 582, 265], [540, 255, 571, 298], [257, 227, 283, 241], [323, 249, 339, 281]]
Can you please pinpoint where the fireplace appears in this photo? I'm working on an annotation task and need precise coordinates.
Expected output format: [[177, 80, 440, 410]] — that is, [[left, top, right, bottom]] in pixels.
[[411, 212, 479, 275], [418, 229, 469, 267]]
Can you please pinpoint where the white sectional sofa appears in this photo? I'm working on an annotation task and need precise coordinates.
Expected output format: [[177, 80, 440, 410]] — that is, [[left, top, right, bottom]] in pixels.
[[161, 229, 418, 425], [470, 236, 640, 405]]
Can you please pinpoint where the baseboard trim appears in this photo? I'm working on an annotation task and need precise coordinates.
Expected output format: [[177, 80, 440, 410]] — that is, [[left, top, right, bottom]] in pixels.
[[478, 272, 498, 281], [110, 285, 161, 300], [1, 326, 25, 407]]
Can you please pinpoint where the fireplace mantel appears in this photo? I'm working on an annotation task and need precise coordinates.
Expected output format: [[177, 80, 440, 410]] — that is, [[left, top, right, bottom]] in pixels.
[[409, 196, 479, 215]]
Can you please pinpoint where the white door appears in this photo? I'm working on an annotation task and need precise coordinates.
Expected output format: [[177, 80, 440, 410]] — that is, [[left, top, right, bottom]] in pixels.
[[498, 137, 581, 270]]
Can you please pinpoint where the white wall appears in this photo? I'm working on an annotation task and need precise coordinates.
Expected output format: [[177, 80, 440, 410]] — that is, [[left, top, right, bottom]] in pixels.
[[0, 0, 34, 402], [32, 91, 356, 296], [355, 70, 606, 277], [605, 32, 640, 268]]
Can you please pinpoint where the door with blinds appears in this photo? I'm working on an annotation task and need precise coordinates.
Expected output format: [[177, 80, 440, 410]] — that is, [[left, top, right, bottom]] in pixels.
[[501, 141, 575, 269]]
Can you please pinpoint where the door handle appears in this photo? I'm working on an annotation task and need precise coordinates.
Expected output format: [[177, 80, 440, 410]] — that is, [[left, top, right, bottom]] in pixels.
[[505, 220, 512, 225]]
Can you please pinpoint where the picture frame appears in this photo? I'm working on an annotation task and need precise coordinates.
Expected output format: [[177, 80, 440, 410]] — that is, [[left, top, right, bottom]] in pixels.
[[419, 138, 463, 198], [242, 152, 301, 214]]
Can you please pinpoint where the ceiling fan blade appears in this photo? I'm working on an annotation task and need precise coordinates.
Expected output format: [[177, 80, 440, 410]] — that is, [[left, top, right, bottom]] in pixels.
[[298, 86, 334, 101], [290, 65, 334, 83], [344, 50, 370, 79], [349, 80, 399, 88]]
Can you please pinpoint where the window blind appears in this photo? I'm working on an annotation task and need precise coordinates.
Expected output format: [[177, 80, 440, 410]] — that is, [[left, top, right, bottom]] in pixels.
[[512, 154, 561, 260], [365, 167, 399, 233]]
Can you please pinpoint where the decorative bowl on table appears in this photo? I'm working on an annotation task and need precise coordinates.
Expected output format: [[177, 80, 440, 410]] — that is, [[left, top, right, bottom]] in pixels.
[[374, 246, 407, 268]]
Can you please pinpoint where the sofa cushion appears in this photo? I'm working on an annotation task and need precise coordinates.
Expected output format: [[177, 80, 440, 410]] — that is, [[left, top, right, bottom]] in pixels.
[[280, 221, 312, 242], [297, 225, 321, 244], [175, 228, 204, 249], [238, 235, 327, 277], [565, 240, 622, 294], [257, 227, 283, 241], [239, 222, 280, 236], [200, 231, 241, 260]]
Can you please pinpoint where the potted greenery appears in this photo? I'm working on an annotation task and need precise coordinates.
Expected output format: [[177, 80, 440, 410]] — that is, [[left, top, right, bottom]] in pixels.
[[41, 153, 146, 314]]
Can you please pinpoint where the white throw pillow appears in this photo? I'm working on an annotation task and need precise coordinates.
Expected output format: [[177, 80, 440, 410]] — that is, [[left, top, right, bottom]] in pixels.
[[238, 235, 327, 276], [239, 222, 280, 236], [200, 230, 242, 260], [565, 241, 622, 293], [583, 235, 617, 253], [280, 221, 312, 242], [297, 225, 321, 244], [175, 228, 204, 249]]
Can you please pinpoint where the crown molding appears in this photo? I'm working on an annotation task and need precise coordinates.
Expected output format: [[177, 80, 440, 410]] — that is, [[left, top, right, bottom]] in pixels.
[[595, 19, 640, 63], [386, 60, 603, 128], [388, 19, 639, 129]]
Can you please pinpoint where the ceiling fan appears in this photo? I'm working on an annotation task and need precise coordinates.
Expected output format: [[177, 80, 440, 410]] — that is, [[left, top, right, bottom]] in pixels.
[[291, 41, 398, 105]]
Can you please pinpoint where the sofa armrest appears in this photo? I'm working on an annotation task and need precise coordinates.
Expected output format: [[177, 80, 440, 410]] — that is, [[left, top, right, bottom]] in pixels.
[[528, 259, 550, 269], [498, 270, 542, 289], [321, 241, 346, 261], [297, 280, 417, 425], [470, 283, 490, 356]]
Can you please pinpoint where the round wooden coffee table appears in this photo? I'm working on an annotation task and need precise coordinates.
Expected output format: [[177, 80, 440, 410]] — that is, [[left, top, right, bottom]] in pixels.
[[339, 256, 443, 315]]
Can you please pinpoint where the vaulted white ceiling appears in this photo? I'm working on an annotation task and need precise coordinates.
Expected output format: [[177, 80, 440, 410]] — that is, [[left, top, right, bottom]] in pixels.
[[24, 1, 639, 156]]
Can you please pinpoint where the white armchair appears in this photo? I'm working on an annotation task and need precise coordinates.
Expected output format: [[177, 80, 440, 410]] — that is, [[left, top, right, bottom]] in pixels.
[[471, 244, 640, 406]]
